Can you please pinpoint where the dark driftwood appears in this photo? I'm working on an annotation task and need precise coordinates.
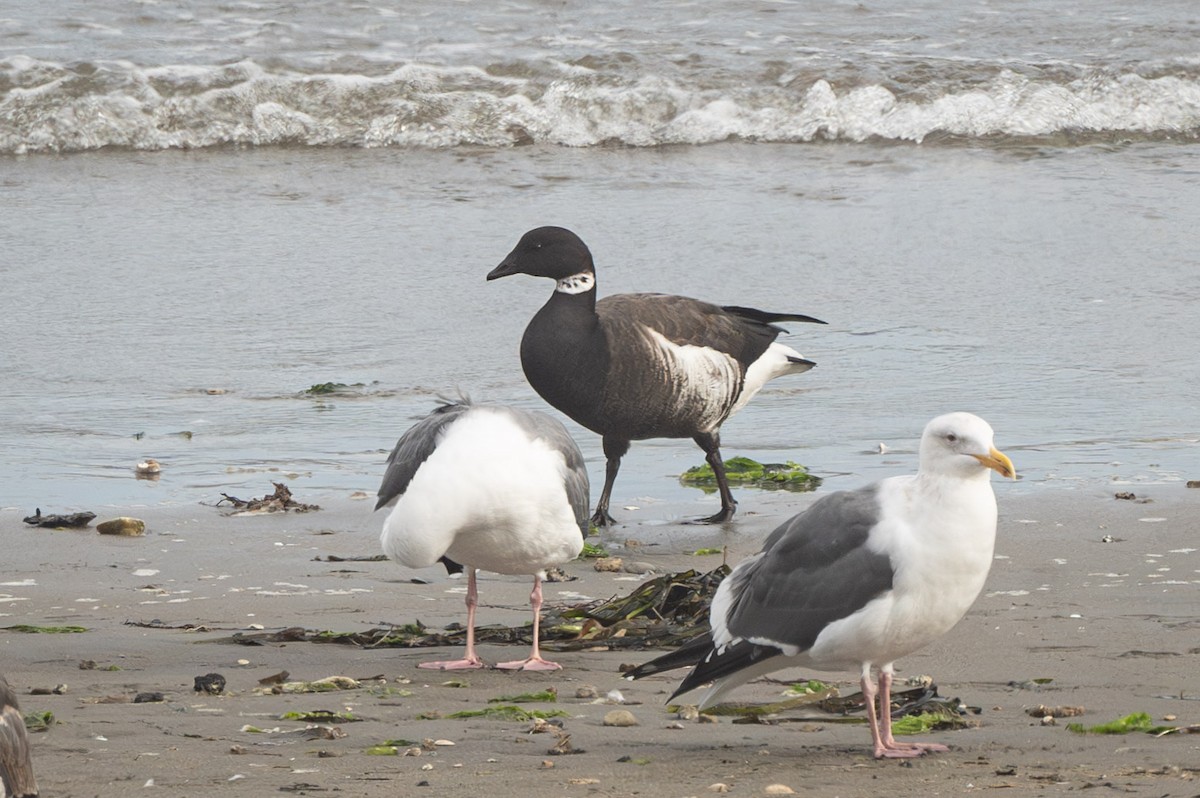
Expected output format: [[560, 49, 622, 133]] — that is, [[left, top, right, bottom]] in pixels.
[[23, 509, 97, 528], [216, 482, 320, 514]]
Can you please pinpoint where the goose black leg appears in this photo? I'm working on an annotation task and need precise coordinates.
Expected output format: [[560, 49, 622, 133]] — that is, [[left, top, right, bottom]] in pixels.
[[592, 436, 630, 527], [690, 431, 737, 524]]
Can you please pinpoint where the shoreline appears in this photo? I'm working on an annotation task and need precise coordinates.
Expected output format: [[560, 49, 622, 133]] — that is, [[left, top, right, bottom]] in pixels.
[[3, 487, 1199, 796]]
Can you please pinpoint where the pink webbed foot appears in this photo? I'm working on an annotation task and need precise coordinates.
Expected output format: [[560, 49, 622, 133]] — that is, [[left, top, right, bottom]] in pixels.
[[417, 657, 485, 671], [874, 739, 950, 759], [495, 656, 563, 672]]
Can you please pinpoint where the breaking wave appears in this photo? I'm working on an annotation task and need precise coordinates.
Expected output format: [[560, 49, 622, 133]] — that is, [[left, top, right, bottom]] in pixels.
[[2, 55, 1199, 153]]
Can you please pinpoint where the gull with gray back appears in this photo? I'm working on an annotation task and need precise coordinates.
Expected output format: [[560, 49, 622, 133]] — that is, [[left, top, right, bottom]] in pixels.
[[625, 412, 1015, 758], [376, 398, 590, 671]]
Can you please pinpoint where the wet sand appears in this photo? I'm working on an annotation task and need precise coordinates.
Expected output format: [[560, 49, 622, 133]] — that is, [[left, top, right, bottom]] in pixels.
[[2, 487, 1198, 797]]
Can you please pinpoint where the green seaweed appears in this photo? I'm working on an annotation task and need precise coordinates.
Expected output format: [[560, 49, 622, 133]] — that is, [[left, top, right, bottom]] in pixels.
[[365, 685, 413, 698], [1067, 712, 1154, 735], [365, 745, 401, 756], [440, 705, 570, 721], [891, 712, 973, 735], [680, 456, 821, 493], [787, 679, 831, 695], [22, 711, 54, 732], [304, 382, 365, 395], [488, 688, 557, 704], [579, 541, 609, 559], [280, 710, 360, 722], [691, 547, 723, 556], [3, 624, 87, 634]]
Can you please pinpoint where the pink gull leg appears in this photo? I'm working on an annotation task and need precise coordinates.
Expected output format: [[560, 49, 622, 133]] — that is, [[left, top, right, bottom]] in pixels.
[[862, 666, 924, 759], [419, 568, 485, 670], [497, 575, 563, 672], [876, 667, 949, 755]]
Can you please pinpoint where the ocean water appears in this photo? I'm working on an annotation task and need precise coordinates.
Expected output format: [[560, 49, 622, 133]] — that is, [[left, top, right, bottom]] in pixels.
[[2, 1, 1198, 516]]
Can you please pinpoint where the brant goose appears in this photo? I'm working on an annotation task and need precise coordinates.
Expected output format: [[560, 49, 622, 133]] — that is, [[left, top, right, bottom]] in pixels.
[[625, 413, 1015, 758], [487, 226, 825, 525], [0, 675, 38, 798], [376, 398, 589, 671]]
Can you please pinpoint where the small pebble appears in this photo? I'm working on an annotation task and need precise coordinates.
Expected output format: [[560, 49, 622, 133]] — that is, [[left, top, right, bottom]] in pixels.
[[603, 709, 640, 727], [575, 685, 599, 699], [97, 517, 146, 536], [709, 783, 730, 793], [665, 721, 684, 730], [594, 557, 624, 572], [236, 659, 250, 666], [433, 739, 455, 746], [1164, 714, 1177, 721], [765, 785, 796, 795], [540, 759, 555, 769], [1041, 716, 1057, 726], [420, 763, 433, 771]]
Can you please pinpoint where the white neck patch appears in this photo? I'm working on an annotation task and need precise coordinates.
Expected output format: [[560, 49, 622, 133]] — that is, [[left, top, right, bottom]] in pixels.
[[555, 271, 595, 295]]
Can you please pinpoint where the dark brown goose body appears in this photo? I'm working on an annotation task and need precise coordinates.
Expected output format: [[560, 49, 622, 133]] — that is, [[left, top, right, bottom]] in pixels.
[[489, 226, 825, 525]]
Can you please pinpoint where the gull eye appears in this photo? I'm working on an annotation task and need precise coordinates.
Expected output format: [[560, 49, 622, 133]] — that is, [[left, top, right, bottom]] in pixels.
[[945, 432, 958, 444]]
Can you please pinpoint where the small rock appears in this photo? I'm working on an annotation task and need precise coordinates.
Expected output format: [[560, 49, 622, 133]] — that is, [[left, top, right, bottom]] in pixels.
[[765, 785, 796, 795], [1164, 714, 1177, 721], [97, 517, 146, 536], [594, 557, 623, 572], [404, 747, 422, 757], [257, 670, 289, 686], [665, 721, 684, 730], [622, 561, 660, 574], [544, 566, 575, 582], [194, 672, 226, 695], [603, 709, 639, 727], [575, 685, 599, 699], [1041, 716, 1057, 726], [433, 739, 455, 747], [709, 783, 731, 792], [236, 659, 250, 666], [133, 692, 165, 703], [1187, 480, 1200, 489], [420, 763, 433, 771], [540, 759, 555, 769]]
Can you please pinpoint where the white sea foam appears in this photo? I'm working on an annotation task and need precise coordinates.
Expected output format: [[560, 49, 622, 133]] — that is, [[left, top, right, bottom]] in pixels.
[[2, 56, 1197, 153]]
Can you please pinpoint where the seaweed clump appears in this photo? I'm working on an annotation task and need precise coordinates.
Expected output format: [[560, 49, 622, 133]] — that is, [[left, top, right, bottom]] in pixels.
[[680, 457, 821, 493]]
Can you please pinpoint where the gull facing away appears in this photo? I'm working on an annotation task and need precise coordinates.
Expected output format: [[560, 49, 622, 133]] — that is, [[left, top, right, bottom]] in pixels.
[[376, 398, 590, 671], [1, 675, 38, 798], [487, 226, 825, 526], [625, 412, 1015, 758]]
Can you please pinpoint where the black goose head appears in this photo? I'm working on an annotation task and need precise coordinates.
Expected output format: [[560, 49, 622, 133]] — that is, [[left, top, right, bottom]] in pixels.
[[487, 226, 595, 282]]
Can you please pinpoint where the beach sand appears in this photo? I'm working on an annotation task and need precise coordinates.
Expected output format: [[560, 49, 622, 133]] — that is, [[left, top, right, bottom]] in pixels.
[[3, 488, 1198, 797]]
